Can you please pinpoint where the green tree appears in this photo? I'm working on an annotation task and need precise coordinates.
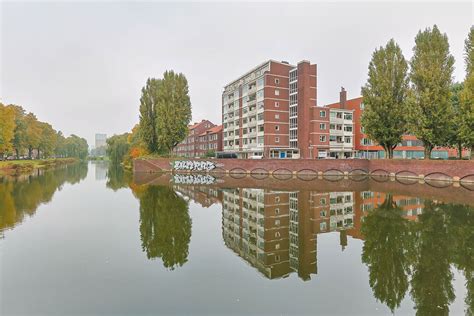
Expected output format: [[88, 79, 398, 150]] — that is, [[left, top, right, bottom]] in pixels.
[[24, 113, 41, 159], [459, 27, 474, 159], [465, 26, 473, 75], [106, 133, 130, 165], [137, 185, 192, 270], [361, 39, 409, 159], [38, 122, 57, 159], [408, 25, 455, 159], [0, 104, 16, 158], [64, 135, 88, 159], [361, 194, 414, 312], [9, 105, 27, 158], [139, 78, 161, 153], [156, 71, 192, 154], [448, 82, 465, 158]]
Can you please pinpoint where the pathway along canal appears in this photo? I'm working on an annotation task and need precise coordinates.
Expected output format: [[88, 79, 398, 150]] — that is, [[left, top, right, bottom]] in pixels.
[[1, 161, 473, 315]]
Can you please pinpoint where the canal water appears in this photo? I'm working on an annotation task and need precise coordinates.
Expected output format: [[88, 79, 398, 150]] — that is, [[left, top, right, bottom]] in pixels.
[[1, 162, 473, 315]]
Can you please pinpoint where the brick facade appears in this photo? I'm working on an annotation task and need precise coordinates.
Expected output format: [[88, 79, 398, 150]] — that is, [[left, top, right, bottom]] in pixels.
[[174, 120, 222, 158]]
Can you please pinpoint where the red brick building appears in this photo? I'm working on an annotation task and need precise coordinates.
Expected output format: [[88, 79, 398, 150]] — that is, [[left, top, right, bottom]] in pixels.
[[325, 88, 467, 159], [197, 125, 223, 155], [174, 120, 222, 158]]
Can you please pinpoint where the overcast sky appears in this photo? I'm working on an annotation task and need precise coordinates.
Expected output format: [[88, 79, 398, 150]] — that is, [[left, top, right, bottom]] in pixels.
[[1, 1, 472, 147]]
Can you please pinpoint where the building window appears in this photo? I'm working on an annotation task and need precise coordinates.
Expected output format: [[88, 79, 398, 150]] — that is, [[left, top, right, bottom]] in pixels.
[[275, 255, 281, 262], [344, 125, 353, 132], [275, 196, 280, 203], [320, 198, 326, 205], [275, 101, 279, 107], [275, 125, 279, 131], [275, 243, 280, 249], [275, 231, 281, 238], [275, 114, 280, 119], [275, 208, 280, 214], [320, 123, 326, 130], [320, 135, 326, 142], [275, 137, 280, 143], [275, 78, 280, 84], [360, 102, 365, 110], [344, 113, 353, 120], [275, 89, 280, 96], [320, 110, 326, 117], [344, 136, 352, 143]]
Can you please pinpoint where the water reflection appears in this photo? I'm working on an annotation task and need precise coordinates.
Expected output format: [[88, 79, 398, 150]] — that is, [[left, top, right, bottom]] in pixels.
[[170, 180, 474, 315], [134, 185, 192, 270], [0, 163, 88, 236]]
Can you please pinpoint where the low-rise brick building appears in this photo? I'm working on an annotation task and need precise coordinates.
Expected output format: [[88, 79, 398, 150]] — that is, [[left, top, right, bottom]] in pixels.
[[174, 120, 223, 158]]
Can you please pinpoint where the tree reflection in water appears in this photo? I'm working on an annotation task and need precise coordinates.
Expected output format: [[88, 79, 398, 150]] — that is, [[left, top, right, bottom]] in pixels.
[[361, 195, 474, 315], [0, 163, 88, 234], [410, 201, 454, 316], [136, 186, 192, 270], [361, 194, 414, 312], [105, 164, 192, 270]]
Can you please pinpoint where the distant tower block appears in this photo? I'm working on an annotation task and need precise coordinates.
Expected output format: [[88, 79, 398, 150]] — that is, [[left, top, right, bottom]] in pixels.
[[95, 133, 107, 148]]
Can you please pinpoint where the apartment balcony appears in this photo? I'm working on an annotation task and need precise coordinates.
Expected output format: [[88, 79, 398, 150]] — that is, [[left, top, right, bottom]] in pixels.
[[248, 120, 257, 127]]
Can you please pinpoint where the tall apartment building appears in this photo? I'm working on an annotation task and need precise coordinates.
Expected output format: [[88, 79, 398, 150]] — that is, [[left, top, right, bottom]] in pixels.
[[174, 120, 219, 158], [222, 60, 318, 159], [222, 60, 357, 159]]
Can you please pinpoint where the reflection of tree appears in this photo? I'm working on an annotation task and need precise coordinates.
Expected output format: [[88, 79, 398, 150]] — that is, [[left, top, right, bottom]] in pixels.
[[137, 185, 191, 270], [361, 194, 414, 312], [444, 203, 474, 315], [410, 201, 454, 316], [0, 163, 88, 234], [106, 163, 132, 191]]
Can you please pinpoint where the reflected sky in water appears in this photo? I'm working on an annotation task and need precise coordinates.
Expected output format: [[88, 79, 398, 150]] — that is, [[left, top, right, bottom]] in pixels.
[[0, 162, 472, 315]]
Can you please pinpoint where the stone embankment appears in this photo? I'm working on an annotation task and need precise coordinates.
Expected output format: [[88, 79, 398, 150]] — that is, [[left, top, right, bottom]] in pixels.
[[133, 158, 474, 187]]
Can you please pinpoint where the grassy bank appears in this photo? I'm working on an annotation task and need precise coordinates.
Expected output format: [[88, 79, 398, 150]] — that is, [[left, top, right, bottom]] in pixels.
[[0, 158, 79, 176]]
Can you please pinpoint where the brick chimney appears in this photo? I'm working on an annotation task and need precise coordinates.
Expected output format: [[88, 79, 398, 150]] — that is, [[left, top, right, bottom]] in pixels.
[[340, 87, 347, 109]]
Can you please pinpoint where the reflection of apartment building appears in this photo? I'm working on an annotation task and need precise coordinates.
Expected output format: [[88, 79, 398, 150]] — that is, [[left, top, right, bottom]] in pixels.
[[347, 191, 425, 240], [175, 120, 223, 158], [174, 185, 222, 208], [221, 188, 355, 280]]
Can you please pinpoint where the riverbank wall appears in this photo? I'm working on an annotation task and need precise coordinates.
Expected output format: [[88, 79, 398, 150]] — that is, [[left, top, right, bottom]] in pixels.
[[0, 158, 79, 176], [133, 158, 474, 186]]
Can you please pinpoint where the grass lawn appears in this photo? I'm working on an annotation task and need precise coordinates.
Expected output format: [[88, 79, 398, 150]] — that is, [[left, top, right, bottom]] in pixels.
[[0, 158, 78, 170]]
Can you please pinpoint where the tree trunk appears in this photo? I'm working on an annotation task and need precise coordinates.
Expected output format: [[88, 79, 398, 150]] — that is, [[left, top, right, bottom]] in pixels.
[[28, 147, 32, 159], [471, 145, 474, 160], [458, 142, 463, 159], [424, 146, 432, 160], [15, 148, 19, 159]]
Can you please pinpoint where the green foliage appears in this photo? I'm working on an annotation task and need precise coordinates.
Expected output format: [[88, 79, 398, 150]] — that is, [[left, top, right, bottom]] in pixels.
[[155, 71, 192, 154], [407, 25, 455, 159], [106, 133, 130, 165], [204, 150, 216, 158], [0, 162, 88, 231], [361, 39, 409, 158], [63, 135, 89, 160], [138, 71, 192, 155], [1, 104, 88, 159], [410, 201, 455, 315], [465, 26, 474, 76], [38, 122, 57, 159], [361, 195, 414, 312], [139, 78, 161, 153], [137, 185, 192, 270], [459, 74, 474, 159], [0, 104, 16, 156], [447, 83, 465, 158]]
